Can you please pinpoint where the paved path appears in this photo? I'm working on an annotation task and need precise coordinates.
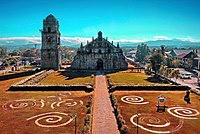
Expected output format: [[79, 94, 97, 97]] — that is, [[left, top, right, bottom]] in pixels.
[[92, 74, 119, 134]]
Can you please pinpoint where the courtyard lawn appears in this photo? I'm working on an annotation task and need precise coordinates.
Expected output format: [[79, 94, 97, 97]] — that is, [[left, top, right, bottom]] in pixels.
[[0, 91, 92, 134], [0, 70, 93, 134], [0, 73, 33, 91], [108, 71, 167, 85], [114, 91, 200, 134], [39, 71, 94, 85]]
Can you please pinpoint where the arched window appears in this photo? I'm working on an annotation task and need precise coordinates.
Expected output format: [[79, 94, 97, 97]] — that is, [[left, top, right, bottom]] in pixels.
[[89, 49, 92, 53], [48, 52, 51, 59], [99, 49, 102, 54], [108, 49, 111, 53], [48, 27, 51, 32], [47, 37, 52, 42]]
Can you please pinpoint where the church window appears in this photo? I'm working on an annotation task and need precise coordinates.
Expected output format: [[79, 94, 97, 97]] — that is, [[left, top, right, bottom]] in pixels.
[[48, 52, 51, 59], [48, 27, 51, 32], [89, 49, 92, 53], [47, 37, 52, 42], [99, 49, 102, 54], [108, 49, 111, 53]]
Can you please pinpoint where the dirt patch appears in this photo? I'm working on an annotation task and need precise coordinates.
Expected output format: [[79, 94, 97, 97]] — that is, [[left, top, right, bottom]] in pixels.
[[113, 91, 200, 134]]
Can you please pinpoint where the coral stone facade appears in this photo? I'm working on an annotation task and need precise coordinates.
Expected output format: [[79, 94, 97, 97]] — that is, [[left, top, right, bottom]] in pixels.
[[71, 31, 128, 70], [41, 14, 61, 70]]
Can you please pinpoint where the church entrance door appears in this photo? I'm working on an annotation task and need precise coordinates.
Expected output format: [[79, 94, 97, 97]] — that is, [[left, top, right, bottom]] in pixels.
[[97, 59, 103, 70]]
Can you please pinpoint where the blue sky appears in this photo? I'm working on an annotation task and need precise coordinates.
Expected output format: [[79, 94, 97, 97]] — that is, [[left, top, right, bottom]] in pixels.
[[0, 0, 200, 41]]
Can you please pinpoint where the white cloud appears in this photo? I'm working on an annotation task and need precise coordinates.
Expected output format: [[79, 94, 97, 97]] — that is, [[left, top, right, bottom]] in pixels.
[[112, 39, 145, 43], [61, 37, 91, 44], [0, 37, 41, 44], [176, 37, 200, 42], [0, 37, 144, 45], [153, 36, 171, 40], [0, 36, 199, 46]]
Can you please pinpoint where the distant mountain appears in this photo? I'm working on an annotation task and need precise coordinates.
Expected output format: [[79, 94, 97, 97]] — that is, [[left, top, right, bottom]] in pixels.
[[0, 38, 80, 50], [144, 39, 200, 48], [0, 37, 200, 50]]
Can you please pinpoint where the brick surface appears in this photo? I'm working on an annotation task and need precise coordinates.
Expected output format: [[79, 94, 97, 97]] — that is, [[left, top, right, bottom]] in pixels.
[[92, 74, 119, 134]]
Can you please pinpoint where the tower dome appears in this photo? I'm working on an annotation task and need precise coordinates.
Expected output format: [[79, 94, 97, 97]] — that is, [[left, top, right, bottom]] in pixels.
[[45, 14, 57, 22]]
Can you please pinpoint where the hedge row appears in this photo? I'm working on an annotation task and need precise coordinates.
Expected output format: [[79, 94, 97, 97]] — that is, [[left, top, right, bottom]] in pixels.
[[89, 74, 95, 88], [110, 93, 130, 134], [106, 75, 113, 89], [82, 95, 93, 134], [109, 85, 190, 92]]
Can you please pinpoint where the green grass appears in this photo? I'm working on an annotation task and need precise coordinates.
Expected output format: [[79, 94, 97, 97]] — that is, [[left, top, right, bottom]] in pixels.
[[39, 71, 93, 85], [108, 71, 166, 85]]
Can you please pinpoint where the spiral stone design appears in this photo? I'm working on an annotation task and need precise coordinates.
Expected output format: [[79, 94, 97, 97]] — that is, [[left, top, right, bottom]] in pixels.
[[58, 92, 72, 96], [121, 96, 149, 104], [167, 107, 199, 119], [26, 112, 73, 128], [2, 99, 36, 110], [130, 114, 183, 134], [45, 96, 62, 102], [51, 99, 83, 109]]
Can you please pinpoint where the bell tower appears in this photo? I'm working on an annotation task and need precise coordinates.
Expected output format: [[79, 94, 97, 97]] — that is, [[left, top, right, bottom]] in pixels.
[[41, 14, 61, 70]]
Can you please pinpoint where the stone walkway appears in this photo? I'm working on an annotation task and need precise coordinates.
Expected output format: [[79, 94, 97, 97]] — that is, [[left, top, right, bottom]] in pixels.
[[92, 74, 119, 134]]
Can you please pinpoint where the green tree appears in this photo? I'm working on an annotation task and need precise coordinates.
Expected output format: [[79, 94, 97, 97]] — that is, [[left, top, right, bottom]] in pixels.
[[172, 59, 179, 68], [149, 52, 164, 76], [0, 47, 7, 58], [160, 45, 165, 56], [136, 43, 150, 62], [187, 59, 193, 69], [22, 50, 36, 57], [3, 56, 18, 66]]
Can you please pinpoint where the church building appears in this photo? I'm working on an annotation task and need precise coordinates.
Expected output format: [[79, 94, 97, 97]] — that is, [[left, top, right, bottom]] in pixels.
[[71, 31, 128, 70], [41, 14, 61, 70]]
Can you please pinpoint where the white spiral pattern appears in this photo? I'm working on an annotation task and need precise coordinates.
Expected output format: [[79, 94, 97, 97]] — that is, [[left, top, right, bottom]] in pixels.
[[130, 114, 183, 134], [58, 92, 72, 96], [26, 112, 73, 128], [45, 96, 62, 102], [2, 99, 36, 110], [167, 107, 199, 119], [121, 96, 149, 104], [51, 99, 83, 109]]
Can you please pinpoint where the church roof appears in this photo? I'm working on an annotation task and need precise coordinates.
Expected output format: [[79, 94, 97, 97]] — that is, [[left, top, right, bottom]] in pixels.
[[83, 31, 117, 49]]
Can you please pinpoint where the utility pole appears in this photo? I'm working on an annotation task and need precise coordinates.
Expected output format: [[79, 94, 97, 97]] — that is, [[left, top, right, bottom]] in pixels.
[[136, 114, 139, 134], [74, 113, 77, 134]]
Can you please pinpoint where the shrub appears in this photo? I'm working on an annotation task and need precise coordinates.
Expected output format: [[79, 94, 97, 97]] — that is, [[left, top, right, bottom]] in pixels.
[[82, 95, 93, 134], [120, 125, 130, 134], [110, 94, 130, 134], [82, 125, 90, 134], [86, 107, 91, 114], [84, 114, 91, 125]]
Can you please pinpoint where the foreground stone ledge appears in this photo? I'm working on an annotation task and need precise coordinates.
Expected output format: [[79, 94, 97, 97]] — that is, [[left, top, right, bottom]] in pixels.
[[109, 84, 190, 92], [9, 84, 93, 92]]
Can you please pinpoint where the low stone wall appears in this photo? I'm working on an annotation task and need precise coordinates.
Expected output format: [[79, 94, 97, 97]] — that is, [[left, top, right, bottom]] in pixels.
[[0, 70, 36, 81], [8, 85, 93, 92], [14, 70, 46, 85], [109, 85, 190, 92]]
